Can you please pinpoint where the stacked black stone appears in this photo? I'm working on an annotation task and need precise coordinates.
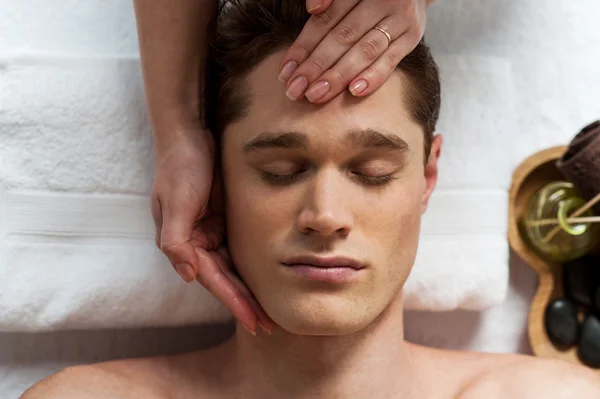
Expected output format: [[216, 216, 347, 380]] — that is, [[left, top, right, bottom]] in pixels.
[[544, 255, 600, 368]]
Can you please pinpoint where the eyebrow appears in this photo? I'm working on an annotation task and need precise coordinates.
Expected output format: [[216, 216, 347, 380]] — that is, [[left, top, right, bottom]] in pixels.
[[242, 128, 409, 153]]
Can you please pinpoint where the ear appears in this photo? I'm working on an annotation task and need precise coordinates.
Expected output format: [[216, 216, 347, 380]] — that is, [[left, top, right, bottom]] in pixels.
[[421, 134, 442, 214]]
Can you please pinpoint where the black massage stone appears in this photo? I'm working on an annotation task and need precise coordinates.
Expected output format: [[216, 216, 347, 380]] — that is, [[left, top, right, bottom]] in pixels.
[[563, 256, 600, 307], [578, 314, 600, 369], [544, 298, 580, 347]]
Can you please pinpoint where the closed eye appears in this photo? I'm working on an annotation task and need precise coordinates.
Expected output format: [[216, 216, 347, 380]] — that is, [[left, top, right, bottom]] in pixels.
[[261, 170, 305, 185], [261, 170, 397, 187], [351, 172, 397, 186]]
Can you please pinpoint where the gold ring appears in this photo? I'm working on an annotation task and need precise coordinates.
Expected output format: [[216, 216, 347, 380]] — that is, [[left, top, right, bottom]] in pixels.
[[373, 26, 392, 45]]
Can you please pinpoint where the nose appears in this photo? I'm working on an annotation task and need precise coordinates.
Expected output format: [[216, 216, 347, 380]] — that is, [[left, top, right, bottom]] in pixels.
[[296, 168, 353, 238]]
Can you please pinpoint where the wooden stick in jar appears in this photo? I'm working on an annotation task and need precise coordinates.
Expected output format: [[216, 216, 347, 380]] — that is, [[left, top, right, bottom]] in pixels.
[[542, 192, 600, 242], [526, 216, 600, 227]]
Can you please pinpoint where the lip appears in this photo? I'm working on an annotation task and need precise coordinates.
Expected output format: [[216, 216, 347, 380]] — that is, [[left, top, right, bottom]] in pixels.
[[281, 255, 366, 284], [282, 255, 366, 270]]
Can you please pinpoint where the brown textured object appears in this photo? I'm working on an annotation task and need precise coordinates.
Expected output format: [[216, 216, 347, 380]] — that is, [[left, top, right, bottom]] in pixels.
[[556, 120, 600, 213], [509, 145, 600, 374]]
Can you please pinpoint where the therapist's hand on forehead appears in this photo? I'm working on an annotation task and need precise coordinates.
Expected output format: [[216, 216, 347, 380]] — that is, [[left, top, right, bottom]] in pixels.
[[137, 0, 434, 335], [280, 0, 433, 103]]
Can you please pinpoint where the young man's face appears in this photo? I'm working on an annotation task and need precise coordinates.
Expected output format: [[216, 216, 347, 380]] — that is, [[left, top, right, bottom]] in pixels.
[[222, 51, 441, 335]]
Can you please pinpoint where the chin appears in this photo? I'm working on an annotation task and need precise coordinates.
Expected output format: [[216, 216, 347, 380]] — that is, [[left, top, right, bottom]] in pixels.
[[262, 293, 378, 336]]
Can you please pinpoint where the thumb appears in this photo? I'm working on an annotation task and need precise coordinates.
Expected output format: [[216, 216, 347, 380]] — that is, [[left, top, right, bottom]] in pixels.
[[306, 0, 334, 13], [160, 199, 201, 281]]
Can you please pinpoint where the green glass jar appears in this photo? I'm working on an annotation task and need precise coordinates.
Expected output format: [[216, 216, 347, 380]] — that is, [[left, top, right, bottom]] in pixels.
[[520, 181, 600, 262]]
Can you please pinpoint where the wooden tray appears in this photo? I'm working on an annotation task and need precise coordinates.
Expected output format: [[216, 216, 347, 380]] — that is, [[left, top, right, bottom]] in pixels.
[[508, 145, 599, 372]]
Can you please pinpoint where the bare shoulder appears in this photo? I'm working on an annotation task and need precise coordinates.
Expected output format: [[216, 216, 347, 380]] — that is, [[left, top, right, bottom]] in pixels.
[[459, 354, 600, 399], [20, 357, 174, 399]]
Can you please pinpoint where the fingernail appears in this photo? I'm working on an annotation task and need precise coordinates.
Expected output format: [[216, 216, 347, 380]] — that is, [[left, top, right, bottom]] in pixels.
[[306, 0, 323, 12], [278, 60, 298, 83], [285, 76, 308, 100], [243, 324, 257, 336], [350, 79, 368, 96], [305, 80, 330, 103], [258, 322, 273, 335], [175, 264, 196, 283]]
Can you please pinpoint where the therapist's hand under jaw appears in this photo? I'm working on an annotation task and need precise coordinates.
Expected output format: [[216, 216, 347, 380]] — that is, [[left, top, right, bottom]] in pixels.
[[279, 0, 433, 103], [151, 127, 275, 335]]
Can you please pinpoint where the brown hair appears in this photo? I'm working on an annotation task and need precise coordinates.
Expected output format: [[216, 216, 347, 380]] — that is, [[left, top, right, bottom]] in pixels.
[[205, 0, 441, 157]]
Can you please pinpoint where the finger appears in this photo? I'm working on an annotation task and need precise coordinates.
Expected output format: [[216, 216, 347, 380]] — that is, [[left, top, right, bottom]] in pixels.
[[283, 1, 388, 100], [213, 249, 276, 332], [215, 248, 276, 332], [160, 189, 202, 278], [305, 17, 407, 103], [306, 0, 334, 14], [247, 295, 277, 333], [153, 190, 197, 283], [278, 0, 361, 83], [347, 28, 421, 98], [196, 249, 258, 333], [150, 195, 163, 249]]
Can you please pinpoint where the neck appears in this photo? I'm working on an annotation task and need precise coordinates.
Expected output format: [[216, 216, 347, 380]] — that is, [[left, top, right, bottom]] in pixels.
[[228, 294, 421, 399]]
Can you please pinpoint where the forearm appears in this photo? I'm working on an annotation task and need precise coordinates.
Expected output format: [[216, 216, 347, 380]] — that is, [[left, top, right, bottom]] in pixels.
[[133, 0, 216, 150]]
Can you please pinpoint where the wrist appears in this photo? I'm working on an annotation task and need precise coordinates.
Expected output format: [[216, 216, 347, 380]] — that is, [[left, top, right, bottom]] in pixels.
[[153, 122, 214, 157], [149, 101, 203, 132], [151, 111, 206, 149]]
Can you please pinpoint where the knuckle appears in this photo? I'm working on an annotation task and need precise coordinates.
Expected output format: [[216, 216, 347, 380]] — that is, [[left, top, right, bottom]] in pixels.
[[398, 0, 414, 13], [196, 272, 209, 289], [159, 238, 180, 253], [369, 65, 386, 84], [409, 26, 423, 43], [361, 38, 382, 61], [331, 66, 347, 83], [404, 4, 420, 25], [333, 24, 358, 46], [288, 42, 310, 61], [197, 266, 218, 290], [206, 268, 225, 293], [385, 50, 401, 67], [310, 11, 333, 28], [309, 57, 327, 73]]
